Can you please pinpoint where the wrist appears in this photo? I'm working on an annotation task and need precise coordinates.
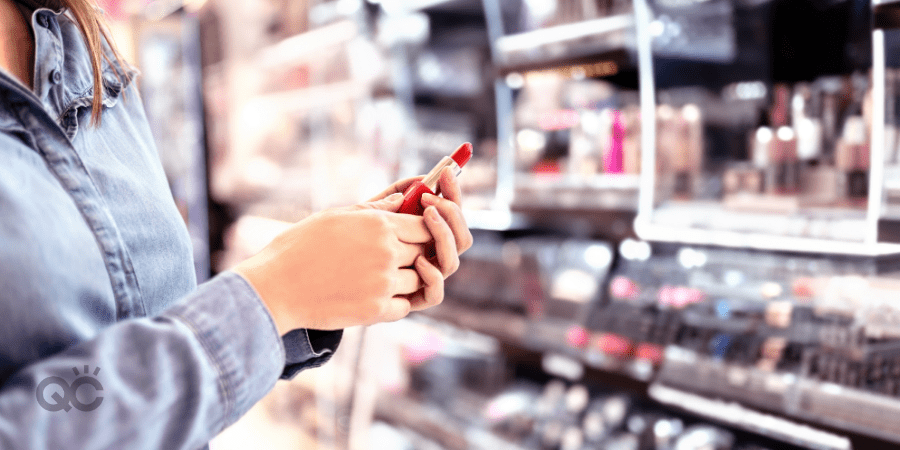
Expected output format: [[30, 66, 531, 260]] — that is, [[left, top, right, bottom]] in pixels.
[[232, 261, 293, 337]]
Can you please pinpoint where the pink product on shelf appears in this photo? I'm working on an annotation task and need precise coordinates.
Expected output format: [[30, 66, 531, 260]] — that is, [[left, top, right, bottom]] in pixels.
[[604, 109, 625, 174], [402, 333, 445, 365], [609, 276, 639, 300], [565, 325, 590, 349], [657, 285, 705, 309]]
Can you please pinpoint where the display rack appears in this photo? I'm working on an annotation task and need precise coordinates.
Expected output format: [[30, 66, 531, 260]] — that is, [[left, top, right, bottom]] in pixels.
[[633, 0, 900, 256]]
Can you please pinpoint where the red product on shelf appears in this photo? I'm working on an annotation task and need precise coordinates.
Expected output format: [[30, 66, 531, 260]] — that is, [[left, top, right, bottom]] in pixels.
[[635, 343, 664, 365], [596, 332, 632, 358]]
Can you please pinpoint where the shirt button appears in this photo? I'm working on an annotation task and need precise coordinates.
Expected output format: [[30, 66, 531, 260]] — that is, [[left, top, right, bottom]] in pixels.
[[49, 69, 61, 84]]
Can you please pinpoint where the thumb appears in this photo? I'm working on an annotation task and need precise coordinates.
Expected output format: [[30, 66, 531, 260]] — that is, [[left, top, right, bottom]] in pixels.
[[358, 192, 404, 212]]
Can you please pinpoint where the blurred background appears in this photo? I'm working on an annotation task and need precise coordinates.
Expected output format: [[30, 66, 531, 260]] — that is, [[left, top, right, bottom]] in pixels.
[[99, 0, 900, 448]]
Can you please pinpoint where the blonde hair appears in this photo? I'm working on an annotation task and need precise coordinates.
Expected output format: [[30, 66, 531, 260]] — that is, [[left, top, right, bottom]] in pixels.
[[18, 0, 125, 126]]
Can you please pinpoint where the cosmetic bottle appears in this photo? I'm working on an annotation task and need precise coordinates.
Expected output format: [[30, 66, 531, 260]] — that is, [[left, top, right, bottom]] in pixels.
[[835, 115, 870, 205], [769, 126, 800, 195]]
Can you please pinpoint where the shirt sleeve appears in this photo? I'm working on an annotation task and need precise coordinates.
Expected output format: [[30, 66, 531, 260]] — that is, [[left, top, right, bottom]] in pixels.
[[282, 329, 343, 379], [0, 270, 323, 450]]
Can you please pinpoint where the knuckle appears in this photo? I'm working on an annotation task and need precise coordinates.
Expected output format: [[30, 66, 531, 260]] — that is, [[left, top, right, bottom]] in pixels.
[[375, 211, 393, 229], [462, 232, 474, 252], [449, 259, 460, 276], [379, 273, 394, 295], [398, 301, 411, 318], [430, 280, 445, 305], [367, 274, 393, 299]]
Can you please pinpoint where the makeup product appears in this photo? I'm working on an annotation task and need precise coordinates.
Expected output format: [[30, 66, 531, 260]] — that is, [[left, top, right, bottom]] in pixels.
[[603, 109, 625, 174], [835, 116, 870, 202], [769, 126, 800, 194], [398, 143, 473, 215]]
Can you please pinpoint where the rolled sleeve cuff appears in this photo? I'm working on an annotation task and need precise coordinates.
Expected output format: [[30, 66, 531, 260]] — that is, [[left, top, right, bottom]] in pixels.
[[162, 271, 286, 426], [281, 328, 343, 379]]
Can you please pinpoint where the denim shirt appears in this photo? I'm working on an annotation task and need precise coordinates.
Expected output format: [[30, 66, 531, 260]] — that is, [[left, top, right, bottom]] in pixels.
[[0, 8, 341, 449]]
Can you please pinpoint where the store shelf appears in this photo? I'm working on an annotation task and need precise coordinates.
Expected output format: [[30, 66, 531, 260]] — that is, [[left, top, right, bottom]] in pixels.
[[462, 209, 530, 231], [497, 15, 633, 54], [635, 215, 900, 257], [257, 20, 358, 69], [494, 14, 634, 72], [421, 302, 529, 349], [649, 384, 852, 450], [513, 174, 639, 212], [245, 80, 369, 114], [791, 377, 900, 447], [493, 15, 635, 76], [374, 393, 469, 450]]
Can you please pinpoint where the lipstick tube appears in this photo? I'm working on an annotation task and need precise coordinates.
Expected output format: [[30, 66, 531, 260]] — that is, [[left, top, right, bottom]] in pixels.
[[398, 142, 473, 215]]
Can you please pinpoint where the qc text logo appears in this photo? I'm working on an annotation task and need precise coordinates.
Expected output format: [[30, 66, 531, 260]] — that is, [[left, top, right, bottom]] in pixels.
[[36, 365, 104, 412]]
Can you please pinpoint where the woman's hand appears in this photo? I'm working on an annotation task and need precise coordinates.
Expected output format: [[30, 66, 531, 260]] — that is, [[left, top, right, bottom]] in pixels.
[[233, 169, 473, 335], [404, 167, 474, 311], [233, 194, 434, 334], [366, 175, 424, 202]]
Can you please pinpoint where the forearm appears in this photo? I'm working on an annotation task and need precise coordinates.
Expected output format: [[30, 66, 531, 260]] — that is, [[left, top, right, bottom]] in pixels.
[[0, 272, 283, 449]]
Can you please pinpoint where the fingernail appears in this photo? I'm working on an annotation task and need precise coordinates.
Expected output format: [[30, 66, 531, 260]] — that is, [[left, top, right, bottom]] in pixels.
[[421, 193, 437, 204], [387, 193, 403, 201]]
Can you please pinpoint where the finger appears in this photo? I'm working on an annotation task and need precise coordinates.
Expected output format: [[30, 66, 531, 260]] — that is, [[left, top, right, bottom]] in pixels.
[[367, 176, 426, 202], [420, 193, 473, 254], [423, 206, 460, 278], [386, 214, 432, 244], [436, 166, 463, 205], [380, 297, 412, 323], [409, 256, 445, 311], [395, 242, 426, 267], [358, 193, 404, 212], [393, 268, 423, 295]]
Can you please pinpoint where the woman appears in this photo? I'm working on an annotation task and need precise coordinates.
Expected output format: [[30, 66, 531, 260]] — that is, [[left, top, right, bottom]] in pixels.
[[0, 0, 473, 448]]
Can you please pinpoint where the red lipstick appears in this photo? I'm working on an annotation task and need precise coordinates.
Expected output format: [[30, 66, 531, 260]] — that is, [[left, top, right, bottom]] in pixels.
[[398, 142, 473, 215]]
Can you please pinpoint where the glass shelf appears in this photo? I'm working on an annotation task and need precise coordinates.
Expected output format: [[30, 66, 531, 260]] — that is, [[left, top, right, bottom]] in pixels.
[[634, 0, 900, 255]]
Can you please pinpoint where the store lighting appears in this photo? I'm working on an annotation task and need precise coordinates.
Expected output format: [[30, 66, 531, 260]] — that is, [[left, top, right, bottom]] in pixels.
[[649, 20, 665, 37], [755, 126, 773, 143], [619, 238, 651, 261], [776, 126, 795, 141], [583, 244, 612, 269], [677, 247, 707, 268], [733, 81, 767, 100], [681, 104, 700, 122], [516, 128, 546, 152], [505, 72, 524, 89]]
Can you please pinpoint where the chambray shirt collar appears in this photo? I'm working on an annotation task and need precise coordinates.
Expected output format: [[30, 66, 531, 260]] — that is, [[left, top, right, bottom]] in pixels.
[[2, 7, 137, 138]]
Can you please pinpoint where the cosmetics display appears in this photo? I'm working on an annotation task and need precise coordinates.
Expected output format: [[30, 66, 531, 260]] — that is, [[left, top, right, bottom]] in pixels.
[[441, 231, 614, 356], [373, 315, 811, 450], [434, 229, 900, 447], [649, 72, 877, 243], [509, 72, 642, 210], [637, 0, 900, 249]]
